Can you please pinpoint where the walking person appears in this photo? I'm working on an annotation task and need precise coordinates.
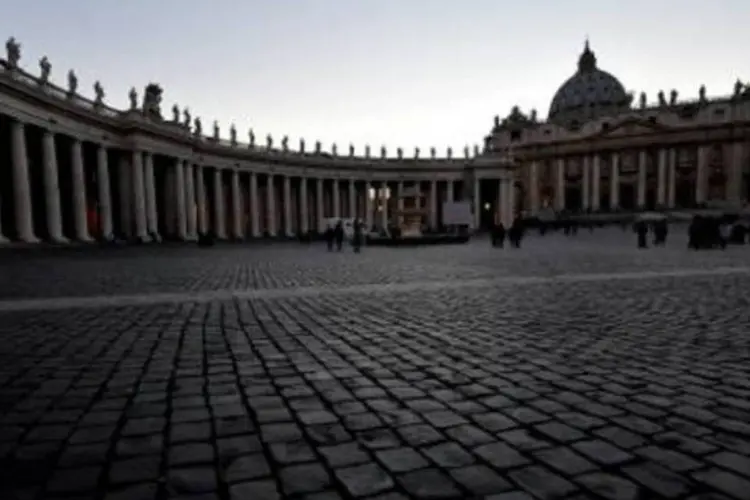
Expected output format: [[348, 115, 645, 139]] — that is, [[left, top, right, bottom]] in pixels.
[[334, 220, 344, 251], [352, 219, 363, 253]]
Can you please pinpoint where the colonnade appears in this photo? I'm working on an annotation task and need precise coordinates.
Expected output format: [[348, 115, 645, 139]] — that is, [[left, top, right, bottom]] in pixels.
[[526, 143, 747, 212], [0, 117, 515, 244]]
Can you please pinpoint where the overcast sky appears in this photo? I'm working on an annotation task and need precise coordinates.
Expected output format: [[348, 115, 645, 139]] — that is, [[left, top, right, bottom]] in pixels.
[[2, 0, 747, 155]]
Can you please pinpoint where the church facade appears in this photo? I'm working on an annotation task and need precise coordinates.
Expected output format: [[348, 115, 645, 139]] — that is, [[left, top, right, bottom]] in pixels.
[[0, 36, 748, 245], [488, 41, 750, 216]]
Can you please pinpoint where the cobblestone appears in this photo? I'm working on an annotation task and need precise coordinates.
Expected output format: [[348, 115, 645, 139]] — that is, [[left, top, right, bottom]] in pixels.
[[1, 232, 749, 499]]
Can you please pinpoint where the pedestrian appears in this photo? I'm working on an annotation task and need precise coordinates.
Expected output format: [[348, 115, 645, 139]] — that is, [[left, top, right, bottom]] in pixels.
[[334, 221, 344, 251], [636, 220, 648, 249], [352, 219, 363, 253]]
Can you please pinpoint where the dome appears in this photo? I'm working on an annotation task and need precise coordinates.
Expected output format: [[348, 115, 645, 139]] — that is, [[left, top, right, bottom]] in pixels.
[[548, 41, 631, 128]]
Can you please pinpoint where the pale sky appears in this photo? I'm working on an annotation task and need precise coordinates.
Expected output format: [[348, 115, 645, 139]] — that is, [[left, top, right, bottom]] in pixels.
[[2, 0, 748, 156]]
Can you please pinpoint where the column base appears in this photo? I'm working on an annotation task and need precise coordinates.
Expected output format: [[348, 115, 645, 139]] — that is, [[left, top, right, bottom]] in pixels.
[[20, 235, 41, 244], [50, 236, 70, 245], [0, 235, 9, 245]]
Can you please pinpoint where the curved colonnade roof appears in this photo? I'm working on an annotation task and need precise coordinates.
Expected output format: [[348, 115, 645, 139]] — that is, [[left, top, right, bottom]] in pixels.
[[0, 36, 503, 171]]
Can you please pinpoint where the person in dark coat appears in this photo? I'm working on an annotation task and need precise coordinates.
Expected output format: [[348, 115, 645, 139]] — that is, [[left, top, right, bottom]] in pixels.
[[636, 220, 648, 249], [509, 217, 524, 248], [352, 220, 363, 253], [324, 223, 334, 251], [334, 221, 344, 251], [491, 222, 506, 248]]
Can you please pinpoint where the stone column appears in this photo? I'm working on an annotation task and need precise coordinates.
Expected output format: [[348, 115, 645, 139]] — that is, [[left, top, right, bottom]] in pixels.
[[213, 168, 226, 239], [657, 149, 667, 206], [728, 142, 744, 207], [637, 150, 647, 208], [667, 149, 677, 208], [381, 181, 389, 229], [300, 177, 309, 234], [71, 139, 92, 242], [231, 170, 242, 239], [131, 150, 149, 241], [42, 131, 66, 243], [11, 121, 38, 242], [555, 158, 566, 211], [196, 166, 208, 234], [118, 156, 133, 238], [610, 153, 620, 209], [249, 172, 260, 237], [96, 146, 113, 240], [365, 181, 373, 230], [529, 161, 540, 214], [143, 153, 159, 238], [348, 179, 356, 218], [185, 162, 197, 239], [429, 180, 438, 229], [581, 157, 590, 210], [473, 176, 481, 230], [316, 178, 324, 232], [174, 159, 188, 240], [396, 181, 404, 226], [446, 180, 454, 203], [591, 155, 601, 210], [332, 179, 341, 219], [495, 178, 503, 226], [283, 175, 292, 237], [267, 174, 277, 236]]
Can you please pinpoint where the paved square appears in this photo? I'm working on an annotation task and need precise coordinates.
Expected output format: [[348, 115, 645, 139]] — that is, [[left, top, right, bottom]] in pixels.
[[1, 229, 749, 499]]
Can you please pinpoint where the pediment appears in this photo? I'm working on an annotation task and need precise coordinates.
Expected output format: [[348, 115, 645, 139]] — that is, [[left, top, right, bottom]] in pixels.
[[590, 117, 668, 139]]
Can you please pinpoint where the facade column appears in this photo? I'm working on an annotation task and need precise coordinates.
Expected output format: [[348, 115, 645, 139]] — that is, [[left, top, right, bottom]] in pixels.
[[42, 131, 66, 243], [396, 181, 404, 226], [555, 158, 566, 211], [249, 172, 260, 238], [637, 150, 647, 208], [381, 181, 389, 230], [316, 178, 324, 232], [213, 168, 226, 239], [266, 174, 277, 237], [184, 162, 197, 240], [728, 142, 744, 207], [332, 179, 341, 219], [300, 177, 309, 234], [581, 157, 590, 210], [71, 139, 92, 242], [96, 146, 113, 240], [173, 160, 187, 240], [131, 151, 149, 241], [657, 149, 667, 207], [348, 179, 356, 218], [11, 121, 38, 242], [231, 170, 242, 239], [283, 175, 292, 237], [495, 178, 504, 226], [473, 176, 481, 230], [429, 180, 438, 229], [591, 155, 601, 210], [446, 180, 454, 203], [196, 166, 208, 234], [143, 153, 159, 238], [529, 161, 540, 214], [667, 149, 677, 208], [696, 146, 708, 204], [610, 153, 620, 209], [365, 181, 373, 230]]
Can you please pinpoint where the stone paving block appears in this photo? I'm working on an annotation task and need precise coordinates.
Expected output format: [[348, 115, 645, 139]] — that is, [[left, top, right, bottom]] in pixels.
[[508, 465, 578, 499], [575, 472, 641, 500], [375, 447, 429, 473], [693, 468, 750, 500], [396, 468, 462, 499], [573, 439, 634, 465], [449, 464, 513, 496], [334, 462, 395, 497]]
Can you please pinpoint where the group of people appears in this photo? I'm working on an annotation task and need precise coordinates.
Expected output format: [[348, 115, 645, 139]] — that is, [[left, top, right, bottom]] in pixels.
[[688, 215, 743, 250], [634, 219, 669, 248], [324, 219, 364, 252], [490, 218, 525, 248]]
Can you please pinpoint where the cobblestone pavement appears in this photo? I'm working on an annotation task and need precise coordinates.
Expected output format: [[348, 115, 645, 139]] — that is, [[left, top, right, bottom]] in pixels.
[[1, 229, 749, 499]]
